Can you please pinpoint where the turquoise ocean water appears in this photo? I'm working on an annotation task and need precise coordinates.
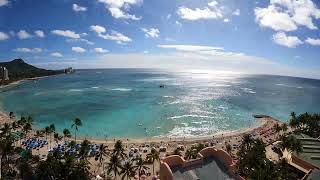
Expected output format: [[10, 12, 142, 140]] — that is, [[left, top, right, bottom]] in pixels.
[[0, 69, 319, 138]]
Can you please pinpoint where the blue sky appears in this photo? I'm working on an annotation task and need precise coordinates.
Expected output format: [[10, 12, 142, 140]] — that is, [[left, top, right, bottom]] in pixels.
[[0, 0, 320, 78]]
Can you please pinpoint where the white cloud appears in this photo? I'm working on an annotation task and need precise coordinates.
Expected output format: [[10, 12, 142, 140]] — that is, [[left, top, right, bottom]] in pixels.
[[34, 30, 45, 38], [50, 52, 63, 57], [141, 28, 160, 38], [108, 7, 141, 20], [98, 0, 142, 20], [73, 4, 87, 12], [177, 7, 223, 21], [177, 1, 224, 21], [0, 0, 9, 7], [305, 37, 320, 46], [72, 47, 86, 53], [0, 32, 10, 40], [90, 25, 106, 34], [158, 45, 224, 52], [17, 30, 32, 39], [51, 30, 80, 39], [255, 0, 320, 31], [272, 32, 303, 48], [91, 25, 131, 44], [208, 1, 218, 7], [98, 31, 132, 44], [14, 48, 42, 53], [66, 38, 94, 45], [94, 48, 109, 53], [233, 9, 240, 16], [223, 18, 230, 23]]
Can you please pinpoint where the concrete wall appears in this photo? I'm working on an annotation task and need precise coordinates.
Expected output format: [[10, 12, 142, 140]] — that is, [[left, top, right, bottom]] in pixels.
[[160, 147, 244, 180], [162, 155, 185, 167], [199, 147, 234, 167], [160, 161, 174, 180], [291, 154, 317, 172]]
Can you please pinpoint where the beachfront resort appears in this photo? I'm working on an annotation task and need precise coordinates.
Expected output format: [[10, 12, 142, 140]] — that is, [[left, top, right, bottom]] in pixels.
[[0, 110, 319, 180]]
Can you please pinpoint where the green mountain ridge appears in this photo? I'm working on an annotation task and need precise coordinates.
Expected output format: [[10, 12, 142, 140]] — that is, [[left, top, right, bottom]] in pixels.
[[0, 59, 64, 84]]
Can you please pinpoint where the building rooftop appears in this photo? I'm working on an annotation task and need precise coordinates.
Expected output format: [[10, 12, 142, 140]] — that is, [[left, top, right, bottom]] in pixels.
[[307, 169, 320, 180], [171, 156, 235, 180], [294, 134, 320, 169]]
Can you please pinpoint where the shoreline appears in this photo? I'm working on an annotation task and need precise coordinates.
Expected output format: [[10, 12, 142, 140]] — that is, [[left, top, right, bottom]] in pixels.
[[79, 116, 277, 144], [0, 106, 279, 144], [0, 74, 65, 90]]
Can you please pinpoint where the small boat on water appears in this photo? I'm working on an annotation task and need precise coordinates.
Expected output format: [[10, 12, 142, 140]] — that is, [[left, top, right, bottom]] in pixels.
[[253, 114, 270, 118], [159, 85, 165, 88]]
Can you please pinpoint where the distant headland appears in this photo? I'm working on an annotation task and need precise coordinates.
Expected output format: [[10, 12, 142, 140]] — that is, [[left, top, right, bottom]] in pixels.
[[0, 59, 74, 86]]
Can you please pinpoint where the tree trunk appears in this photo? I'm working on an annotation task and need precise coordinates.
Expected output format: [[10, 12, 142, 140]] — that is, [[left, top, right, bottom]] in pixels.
[[75, 130, 77, 143], [0, 155, 2, 180], [50, 134, 52, 149], [0, 154, 5, 179], [138, 167, 141, 180]]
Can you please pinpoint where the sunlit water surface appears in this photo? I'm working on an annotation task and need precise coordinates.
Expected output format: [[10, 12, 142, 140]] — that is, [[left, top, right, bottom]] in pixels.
[[0, 69, 319, 138]]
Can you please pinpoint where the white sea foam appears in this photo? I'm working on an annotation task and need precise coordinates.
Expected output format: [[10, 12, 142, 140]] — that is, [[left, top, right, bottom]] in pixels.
[[212, 84, 232, 87], [276, 84, 303, 89], [111, 88, 132, 91], [191, 121, 208, 125], [91, 86, 99, 89], [69, 89, 83, 92], [167, 126, 213, 137], [136, 78, 173, 82], [241, 87, 256, 94], [168, 114, 215, 120], [163, 96, 174, 98]]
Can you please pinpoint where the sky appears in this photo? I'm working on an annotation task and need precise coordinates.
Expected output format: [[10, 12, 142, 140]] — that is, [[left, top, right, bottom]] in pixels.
[[0, 0, 320, 79]]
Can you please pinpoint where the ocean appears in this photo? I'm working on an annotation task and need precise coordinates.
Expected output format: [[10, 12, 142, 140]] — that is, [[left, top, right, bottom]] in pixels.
[[0, 69, 319, 138]]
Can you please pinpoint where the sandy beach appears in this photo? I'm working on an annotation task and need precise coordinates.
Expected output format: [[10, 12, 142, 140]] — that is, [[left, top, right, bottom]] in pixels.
[[0, 105, 284, 178]]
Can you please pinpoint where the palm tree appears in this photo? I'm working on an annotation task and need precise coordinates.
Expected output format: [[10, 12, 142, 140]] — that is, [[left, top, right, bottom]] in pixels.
[[53, 133, 61, 144], [107, 154, 121, 180], [49, 124, 55, 149], [289, 112, 298, 130], [113, 140, 126, 159], [63, 128, 71, 142], [26, 116, 33, 125], [9, 112, 14, 119], [120, 160, 135, 180], [0, 137, 14, 179], [281, 123, 288, 133], [134, 158, 149, 180], [23, 123, 32, 137], [35, 130, 42, 155], [71, 118, 82, 142], [0, 123, 11, 137], [44, 126, 50, 149], [95, 144, 109, 177], [79, 139, 91, 159], [279, 135, 302, 155], [172, 148, 182, 156], [274, 123, 282, 133], [242, 134, 253, 148], [148, 148, 159, 175], [184, 149, 195, 160], [226, 143, 232, 154], [18, 116, 26, 127]]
